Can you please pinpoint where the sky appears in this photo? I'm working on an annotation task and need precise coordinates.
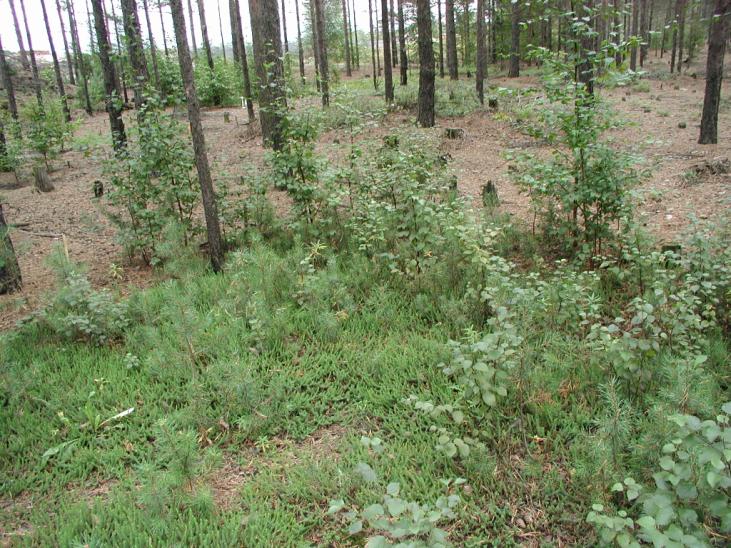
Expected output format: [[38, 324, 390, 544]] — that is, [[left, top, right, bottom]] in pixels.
[[0, 0, 374, 57]]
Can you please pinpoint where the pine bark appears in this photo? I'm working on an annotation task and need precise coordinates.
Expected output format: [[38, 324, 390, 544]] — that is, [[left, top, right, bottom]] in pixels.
[[232, 0, 255, 120], [397, 0, 407, 85], [630, 0, 639, 70], [0, 204, 22, 295], [8, 0, 30, 70], [314, 0, 330, 106], [56, 0, 76, 85], [0, 34, 19, 121], [437, 0, 445, 77], [508, 0, 520, 77], [40, 0, 71, 121], [381, 0, 394, 101], [351, 0, 360, 68], [91, 0, 127, 151], [342, 0, 352, 76], [698, 0, 730, 144], [445, 0, 459, 79], [476, 0, 487, 104], [159, 0, 170, 55], [69, 0, 93, 114], [416, 0, 435, 127], [369, 0, 377, 89], [19, 0, 44, 109], [197, 0, 216, 71], [248, 0, 287, 147], [639, 0, 649, 66], [142, 0, 162, 93], [187, 0, 198, 57], [121, 0, 150, 110], [389, 0, 397, 68], [217, 0, 227, 61], [281, 0, 289, 53], [295, 0, 306, 84]]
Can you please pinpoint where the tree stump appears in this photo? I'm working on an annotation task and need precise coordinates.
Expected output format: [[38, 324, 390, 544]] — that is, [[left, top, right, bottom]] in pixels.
[[482, 181, 499, 209], [223, 112, 230, 123], [444, 128, 465, 139], [0, 204, 22, 295], [33, 165, 54, 192]]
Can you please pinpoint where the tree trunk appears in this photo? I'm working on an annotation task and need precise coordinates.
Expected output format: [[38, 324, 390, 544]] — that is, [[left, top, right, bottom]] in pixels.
[[639, 0, 649, 66], [445, 0, 458, 79], [121, 0, 150, 110], [578, 0, 596, 96], [109, 0, 130, 105], [197, 0, 216, 71], [375, 0, 381, 75], [40, 0, 71, 122], [91, 0, 127, 151], [142, 0, 162, 93], [55, 0, 76, 85], [217, 0, 227, 61], [231, 0, 255, 120], [342, 0, 352, 76], [295, 0, 306, 83], [8, 0, 30, 70], [86, 0, 97, 54], [187, 0, 198, 57], [0, 34, 19, 121], [352, 0, 360, 68], [169, 0, 224, 272], [476, 0, 487, 104], [698, 0, 730, 144], [490, 0, 497, 63], [677, 0, 687, 72], [671, 0, 682, 72], [630, 0, 639, 70], [346, 0, 355, 68], [369, 0, 377, 89], [281, 0, 289, 53], [508, 0, 520, 77], [310, 0, 321, 91], [159, 0, 170, 55], [230, 0, 240, 62], [314, 0, 330, 106], [397, 0, 407, 85], [438, 0, 445, 77], [33, 165, 55, 192], [19, 0, 44, 109], [0, 204, 22, 295], [390, 0, 397, 68], [381, 0, 394, 101], [69, 0, 93, 114], [462, 0, 469, 66], [416, 0, 435, 127], [248, 0, 287, 148]]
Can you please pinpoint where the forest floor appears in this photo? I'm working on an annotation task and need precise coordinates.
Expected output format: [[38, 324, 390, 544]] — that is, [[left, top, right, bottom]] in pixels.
[[1, 51, 729, 330]]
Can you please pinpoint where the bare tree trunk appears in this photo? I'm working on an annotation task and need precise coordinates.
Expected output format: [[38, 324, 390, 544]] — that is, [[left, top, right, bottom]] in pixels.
[[69, 0, 94, 114], [698, 0, 730, 144], [351, 0, 360, 69], [56, 0, 76, 85], [281, 0, 289, 53], [397, 0, 407, 85], [490, 0, 497, 63], [217, 0, 227, 61], [446, 0, 458, 79], [630, 0, 639, 69], [19, 0, 44, 109], [109, 0, 130, 105], [91, 0, 127, 151], [295, 0, 306, 83], [40, 0, 71, 121], [314, 0, 330, 106], [375, 0, 381, 75], [230, 0, 241, 61], [248, 0, 287, 148], [142, 0, 162, 94], [390, 0, 397, 68], [187, 0, 198, 57], [169, 0, 224, 273], [614, 0, 623, 65], [232, 0, 255, 120], [369, 0, 377, 89], [508, 0, 520, 77], [462, 0, 469, 66], [381, 0, 394, 101], [121, 0, 150, 110], [310, 0, 320, 91], [0, 33, 19, 121], [342, 0, 352, 76], [8, 0, 30, 70], [639, 0, 649, 66], [677, 0, 687, 72], [0, 204, 22, 295], [671, 0, 682, 72], [416, 0, 435, 127], [476, 0, 487, 104], [578, 0, 596, 96], [197, 0, 216, 71], [346, 0, 355, 68], [86, 0, 97, 53], [159, 0, 170, 55], [438, 0, 445, 77]]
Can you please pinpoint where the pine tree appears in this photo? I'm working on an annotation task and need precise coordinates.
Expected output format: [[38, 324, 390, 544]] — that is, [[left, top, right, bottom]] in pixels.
[[40, 0, 71, 121], [397, 0, 407, 85], [508, 0, 520, 77], [8, 0, 30, 70], [341, 0, 352, 76], [476, 0, 487, 104], [416, 0, 435, 127], [698, 0, 730, 144], [446, 0, 459, 79], [314, 0, 330, 106]]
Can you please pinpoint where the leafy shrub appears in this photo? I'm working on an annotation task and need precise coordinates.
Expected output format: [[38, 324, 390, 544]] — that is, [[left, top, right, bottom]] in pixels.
[[22, 99, 73, 167]]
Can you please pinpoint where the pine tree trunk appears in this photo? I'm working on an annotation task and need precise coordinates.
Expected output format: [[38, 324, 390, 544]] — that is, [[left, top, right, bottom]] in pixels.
[[248, 0, 287, 147], [677, 0, 687, 71], [508, 0, 520, 77], [69, 0, 93, 114], [19, 0, 44, 109], [217, 0, 227, 61], [295, 0, 306, 83], [416, 0, 435, 127], [490, 0, 497, 63], [397, 0, 407, 85], [446, 0, 458, 79], [579, 0, 596, 96], [281, 0, 289, 53], [0, 34, 19, 121], [142, 0, 162, 93], [310, 0, 321, 91], [698, 0, 730, 144], [109, 0, 130, 105], [476, 0, 487, 104], [230, 0, 241, 62], [438, 0, 445, 77], [390, 0, 397, 68], [314, 0, 330, 106], [56, 0, 76, 85], [381, 0, 394, 101], [630, 0, 639, 69], [159, 0, 170, 55], [671, 0, 681, 72], [346, 0, 355, 68], [196, 0, 216, 72], [232, 0, 255, 120], [352, 0, 360, 68], [121, 0, 150, 110], [187, 0, 199, 57], [0, 204, 22, 295], [91, 0, 127, 151], [342, 0, 352, 76], [639, 0, 649, 66], [86, 0, 97, 54], [369, 0, 377, 89], [375, 0, 381, 75], [8, 0, 30, 71], [40, 0, 71, 122], [169, 0, 224, 272]]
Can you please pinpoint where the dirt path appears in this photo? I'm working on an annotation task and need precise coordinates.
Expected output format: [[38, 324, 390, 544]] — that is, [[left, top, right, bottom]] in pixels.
[[1, 52, 729, 329]]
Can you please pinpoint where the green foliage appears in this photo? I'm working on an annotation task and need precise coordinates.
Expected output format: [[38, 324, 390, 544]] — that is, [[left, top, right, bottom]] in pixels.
[[194, 62, 241, 107], [22, 99, 73, 166]]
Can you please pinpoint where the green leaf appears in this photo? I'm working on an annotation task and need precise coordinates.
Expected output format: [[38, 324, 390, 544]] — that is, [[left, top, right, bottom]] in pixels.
[[327, 499, 345, 514], [362, 504, 385, 521], [347, 520, 363, 535]]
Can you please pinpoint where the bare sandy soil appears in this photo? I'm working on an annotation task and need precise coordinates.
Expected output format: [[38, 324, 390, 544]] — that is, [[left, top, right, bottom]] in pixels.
[[1, 51, 729, 329]]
